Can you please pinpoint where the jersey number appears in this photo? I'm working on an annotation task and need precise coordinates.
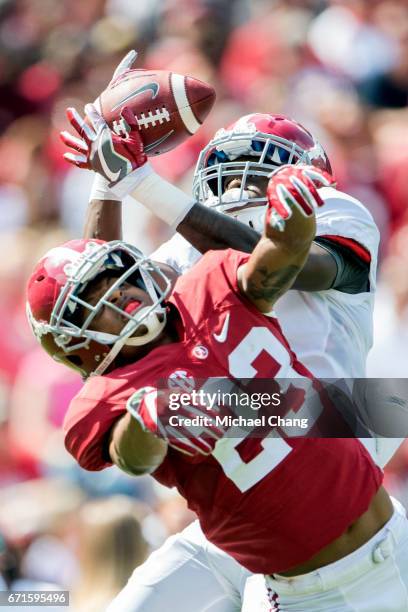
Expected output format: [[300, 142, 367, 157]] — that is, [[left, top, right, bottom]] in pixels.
[[212, 327, 304, 492]]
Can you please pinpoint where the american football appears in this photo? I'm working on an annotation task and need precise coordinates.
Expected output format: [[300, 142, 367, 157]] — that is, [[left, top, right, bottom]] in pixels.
[[94, 69, 216, 156]]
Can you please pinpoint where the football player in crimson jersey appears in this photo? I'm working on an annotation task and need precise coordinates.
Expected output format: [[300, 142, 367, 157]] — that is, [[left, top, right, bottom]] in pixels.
[[27, 171, 403, 609], [56, 52, 407, 612], [27, 97, 408, 611], [26, 196, 407, 610]]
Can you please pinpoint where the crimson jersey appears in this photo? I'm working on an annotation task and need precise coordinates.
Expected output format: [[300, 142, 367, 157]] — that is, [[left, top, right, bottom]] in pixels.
[[64, 249, 382, 574]]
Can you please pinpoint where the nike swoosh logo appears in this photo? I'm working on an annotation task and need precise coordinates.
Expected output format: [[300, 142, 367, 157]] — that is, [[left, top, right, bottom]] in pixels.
[[111, 83, 160, 112], [98, 130, 130, 182], [213, 312, 230, 343], [99, 135, 121, 182]]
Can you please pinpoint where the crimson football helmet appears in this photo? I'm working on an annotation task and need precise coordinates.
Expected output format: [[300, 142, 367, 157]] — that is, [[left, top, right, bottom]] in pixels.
[[26, 239, 173, 378], [193, 113, 332, 230]]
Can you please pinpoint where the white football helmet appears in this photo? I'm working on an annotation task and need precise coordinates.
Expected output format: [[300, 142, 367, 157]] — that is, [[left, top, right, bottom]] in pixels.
[[193, 113, 332, 231]]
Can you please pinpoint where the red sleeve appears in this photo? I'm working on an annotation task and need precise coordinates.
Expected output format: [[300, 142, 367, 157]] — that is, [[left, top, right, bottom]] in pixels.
[[171, 248, 253, 320], [201, 248, 251, 293], [63, 397, 126, 471], [221, 248, 251, 292], [194, 247, 250, 271], [321, 235, 371, 264]]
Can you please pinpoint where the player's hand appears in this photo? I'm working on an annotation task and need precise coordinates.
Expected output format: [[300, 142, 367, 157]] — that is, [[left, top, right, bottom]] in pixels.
[[60, 49, 137, 170], [60, 104, 147, 185], [265, 165, 333, 231], [126, 387, 226, 457], [108, 49, 137, 87]]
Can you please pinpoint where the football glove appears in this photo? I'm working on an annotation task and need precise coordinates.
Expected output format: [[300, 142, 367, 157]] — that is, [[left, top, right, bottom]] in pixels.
[[127, 387, 227, 457], [108, 49, 138, 87], [60, 48, 139, 172], [60, 103, 147, 185], [60, 49, 141, 202], [266, 165, 333, 231]]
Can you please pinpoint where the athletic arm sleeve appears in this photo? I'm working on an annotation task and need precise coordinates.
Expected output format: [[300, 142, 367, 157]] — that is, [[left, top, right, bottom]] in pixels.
[[314, 236, 370, 294]]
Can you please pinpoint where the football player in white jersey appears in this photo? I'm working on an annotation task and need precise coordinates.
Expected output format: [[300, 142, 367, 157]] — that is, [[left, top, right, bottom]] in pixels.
[[60, 52, 405, 612]]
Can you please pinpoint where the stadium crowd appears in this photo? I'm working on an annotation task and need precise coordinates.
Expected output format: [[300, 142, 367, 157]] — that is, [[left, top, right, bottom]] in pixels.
[[0, 0, 407, 607]]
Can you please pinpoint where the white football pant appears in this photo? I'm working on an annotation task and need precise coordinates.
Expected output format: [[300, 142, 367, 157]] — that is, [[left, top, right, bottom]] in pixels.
[[107, 441, 406, 612], [106, 520, 250, 612], [263, 497, 408, 611]]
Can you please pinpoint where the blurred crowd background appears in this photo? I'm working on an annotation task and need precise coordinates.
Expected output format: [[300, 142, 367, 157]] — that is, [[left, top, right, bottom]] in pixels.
[[0, 0, 407, 608]]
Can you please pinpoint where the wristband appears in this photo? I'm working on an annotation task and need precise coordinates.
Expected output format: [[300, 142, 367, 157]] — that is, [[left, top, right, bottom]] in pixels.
[[89, 173, 120, 202], [109, 162, 195, 227], [130, 170, 195, 228], [109, 163, 155, 200]]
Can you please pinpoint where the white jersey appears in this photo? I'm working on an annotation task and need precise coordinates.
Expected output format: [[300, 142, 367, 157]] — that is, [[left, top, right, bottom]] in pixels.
[[152, 187, 380, 378]]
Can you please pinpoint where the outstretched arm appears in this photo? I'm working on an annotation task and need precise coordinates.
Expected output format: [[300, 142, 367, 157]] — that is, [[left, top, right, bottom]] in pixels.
[[237, 166, 333, 312], [110, 386, 226, 472], [60, 102, 338, 291], [177, 203, 338, 290], [178, 202, 259, 253], [83, 196, 122, 240], [81, 191, 337, 290], [61, 111, 123, 240], [61, 51, 139, 242]]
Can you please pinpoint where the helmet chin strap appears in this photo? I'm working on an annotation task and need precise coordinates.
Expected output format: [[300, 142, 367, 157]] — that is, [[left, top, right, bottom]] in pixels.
[[124, 306, 166, 347], [90, 306, 166, 377], [89, 263, 169, 377], [206, 188, 267, 232], [124, 267, 167, 346]]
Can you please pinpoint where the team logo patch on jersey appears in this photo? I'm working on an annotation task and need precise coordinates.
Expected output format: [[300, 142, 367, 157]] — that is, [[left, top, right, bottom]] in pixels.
[[192, 345, 209, 360], [168, 369, 196, 392]]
